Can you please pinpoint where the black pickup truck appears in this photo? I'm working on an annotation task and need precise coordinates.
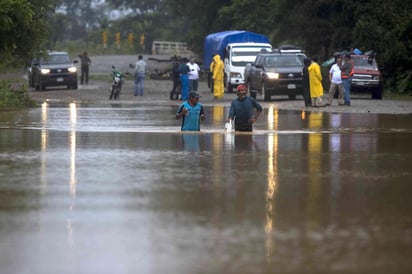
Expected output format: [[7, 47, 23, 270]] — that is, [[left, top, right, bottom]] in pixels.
[[244, 52, 305, 101]]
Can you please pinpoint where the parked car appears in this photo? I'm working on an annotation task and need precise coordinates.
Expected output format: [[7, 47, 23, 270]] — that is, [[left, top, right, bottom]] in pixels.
[[30, 51, 78, 91], [351, 54, 383, 99], [244, 51, 305, 101]]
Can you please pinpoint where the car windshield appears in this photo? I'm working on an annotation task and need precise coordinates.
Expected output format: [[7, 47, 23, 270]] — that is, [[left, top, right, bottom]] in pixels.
[[42, 54, 71, 65], [264, 55, 303, 67], [353, 57, 378, 68]]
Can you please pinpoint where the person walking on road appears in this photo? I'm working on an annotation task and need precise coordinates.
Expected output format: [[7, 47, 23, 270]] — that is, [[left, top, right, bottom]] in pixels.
[[227, 84, 262, 132], [176, 92, 206, 131], [179, 57, 190, 101], [78, 51, 91, 85], [340, 54, 354, 106], [134, 55, 146, 96], [187, 57, 200, 92], [302, 57, 312, 106], [308, 56, 324, 107], [326, 57, 344, 106], [212, 54, 224, 99], [170, 56, 181, 100]]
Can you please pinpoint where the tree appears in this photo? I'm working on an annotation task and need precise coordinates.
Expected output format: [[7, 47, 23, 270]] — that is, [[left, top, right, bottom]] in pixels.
[[0, 0, 54, 65], [352, 0, 412, 94], [165, 0, 232, 54]]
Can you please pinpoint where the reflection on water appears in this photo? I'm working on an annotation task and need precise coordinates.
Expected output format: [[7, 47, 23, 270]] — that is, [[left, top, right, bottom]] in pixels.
[[1, 102, 412, 274]]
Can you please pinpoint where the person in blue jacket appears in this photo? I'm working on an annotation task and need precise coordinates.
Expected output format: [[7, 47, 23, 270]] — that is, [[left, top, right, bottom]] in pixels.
[[176, 92, 206, 131], [227, 84, 262, 132], [178, 57, 190, 100]]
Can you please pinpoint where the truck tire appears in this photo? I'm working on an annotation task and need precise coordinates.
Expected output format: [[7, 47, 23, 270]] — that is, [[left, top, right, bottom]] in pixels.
[[372, 88, 383, 100], [261, 82, 271, 101]]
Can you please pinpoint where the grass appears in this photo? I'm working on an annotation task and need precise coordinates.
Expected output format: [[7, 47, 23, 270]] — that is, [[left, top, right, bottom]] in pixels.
[[383, 92, 412, 101], [0, 80, 37, 111]]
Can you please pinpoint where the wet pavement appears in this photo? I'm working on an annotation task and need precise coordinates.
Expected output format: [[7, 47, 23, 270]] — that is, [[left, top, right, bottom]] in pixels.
[[1, 101, 412, 274]]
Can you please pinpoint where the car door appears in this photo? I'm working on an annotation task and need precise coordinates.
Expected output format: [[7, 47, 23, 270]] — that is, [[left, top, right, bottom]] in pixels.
[[250, 56, 263, 90]]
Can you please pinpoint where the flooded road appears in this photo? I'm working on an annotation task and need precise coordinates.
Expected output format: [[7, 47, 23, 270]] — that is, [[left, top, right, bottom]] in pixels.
[[1, 103, 412, 274]]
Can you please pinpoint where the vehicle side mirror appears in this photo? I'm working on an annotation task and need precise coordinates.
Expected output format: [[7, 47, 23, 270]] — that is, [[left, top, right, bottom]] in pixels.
[[73, 60, 79, 64]]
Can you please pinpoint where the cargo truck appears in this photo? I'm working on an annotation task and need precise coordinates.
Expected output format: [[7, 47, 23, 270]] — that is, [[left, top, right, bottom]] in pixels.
[[203, 30, 272, 92]]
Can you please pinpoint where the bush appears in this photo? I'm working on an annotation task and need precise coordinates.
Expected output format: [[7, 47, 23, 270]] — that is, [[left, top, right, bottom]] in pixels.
[[0, 80, 37, 111]]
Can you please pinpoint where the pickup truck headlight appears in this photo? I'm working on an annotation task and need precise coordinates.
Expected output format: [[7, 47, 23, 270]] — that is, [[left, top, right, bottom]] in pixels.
[[266, 72, 279, 79], [41, 68, 50, 74], [68, 66, 77, 73], [230, 72, 242, 78]]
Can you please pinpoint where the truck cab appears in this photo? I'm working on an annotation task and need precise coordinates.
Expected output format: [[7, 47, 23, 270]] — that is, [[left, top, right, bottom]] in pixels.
[[245, 50, 305, 101], [224, 43, 272, 92]]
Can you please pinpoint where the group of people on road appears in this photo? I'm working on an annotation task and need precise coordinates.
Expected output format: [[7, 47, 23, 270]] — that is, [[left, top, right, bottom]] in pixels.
[[169, 56, 201, 101], [303, 53, 353, 107], [76, 52, 149, 98], [81, 52, 356, 134]]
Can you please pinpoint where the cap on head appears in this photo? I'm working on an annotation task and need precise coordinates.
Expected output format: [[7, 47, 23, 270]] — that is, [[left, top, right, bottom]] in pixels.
[[237, 84, 247, 92], [189, 91, 201, 98]]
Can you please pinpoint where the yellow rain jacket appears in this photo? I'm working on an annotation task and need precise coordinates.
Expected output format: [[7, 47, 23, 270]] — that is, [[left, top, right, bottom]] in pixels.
[[308, 62, 323, 98], [212, 55, 224, 99]]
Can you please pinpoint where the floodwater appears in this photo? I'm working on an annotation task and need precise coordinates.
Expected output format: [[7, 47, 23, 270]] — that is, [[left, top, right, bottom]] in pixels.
[[1, 102, 412, 274]]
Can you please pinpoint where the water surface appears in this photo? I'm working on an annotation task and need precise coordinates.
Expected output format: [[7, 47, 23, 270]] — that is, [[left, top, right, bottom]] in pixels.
[[1, 103, 412, 274]]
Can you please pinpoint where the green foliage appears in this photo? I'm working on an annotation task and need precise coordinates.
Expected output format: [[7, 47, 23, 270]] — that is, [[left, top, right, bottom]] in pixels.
[[217, 0, 273, 35], [0, 80, 37, 111], [0, 0, 54, 65]]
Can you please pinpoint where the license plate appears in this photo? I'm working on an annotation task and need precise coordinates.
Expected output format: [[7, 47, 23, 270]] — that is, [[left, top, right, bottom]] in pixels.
[[57, 77, 63, 82], [288, 84, 296, 89]]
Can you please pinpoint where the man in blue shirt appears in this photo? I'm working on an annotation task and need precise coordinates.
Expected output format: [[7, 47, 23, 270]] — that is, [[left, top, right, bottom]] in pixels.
[[228, 85, 262, 132], [176, 92, 206, 131], [179, 57, 190, 100]]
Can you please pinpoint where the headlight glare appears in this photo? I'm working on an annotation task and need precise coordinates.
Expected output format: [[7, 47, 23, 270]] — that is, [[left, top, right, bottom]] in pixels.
[[41, 68, 50, 74], [266, 72, 279, 79], [230, 72, 242, 78], [68, 67, 77, 73]]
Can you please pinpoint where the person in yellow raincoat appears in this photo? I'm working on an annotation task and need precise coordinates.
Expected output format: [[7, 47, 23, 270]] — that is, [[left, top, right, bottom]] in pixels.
[[212, 54, 224, 99], [308, 56, 324, 107]]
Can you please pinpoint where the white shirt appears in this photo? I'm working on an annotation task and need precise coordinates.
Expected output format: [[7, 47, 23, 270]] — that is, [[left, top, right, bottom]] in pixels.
[[329, 63, 342, 84], [135, 59, 146, 74], [187, 62, 200, 80]]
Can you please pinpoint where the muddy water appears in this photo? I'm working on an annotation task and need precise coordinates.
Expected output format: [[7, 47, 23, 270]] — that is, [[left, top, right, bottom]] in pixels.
[[1, 103, 412, 274]]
